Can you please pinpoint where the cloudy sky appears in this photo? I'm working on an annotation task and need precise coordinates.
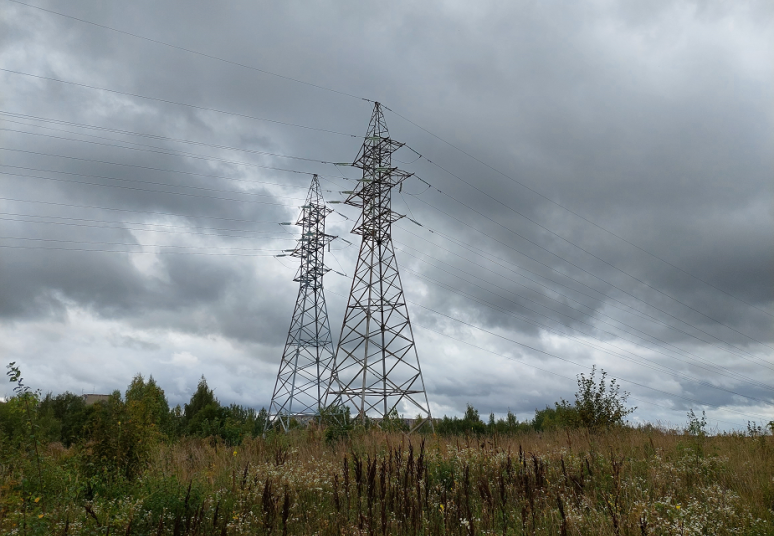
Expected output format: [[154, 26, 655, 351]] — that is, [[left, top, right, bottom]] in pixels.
[[1, 0, 772, 430]]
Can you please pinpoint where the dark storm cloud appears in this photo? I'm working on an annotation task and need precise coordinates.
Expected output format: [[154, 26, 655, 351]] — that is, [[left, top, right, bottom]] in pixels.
[[0, 0, 771, 426]]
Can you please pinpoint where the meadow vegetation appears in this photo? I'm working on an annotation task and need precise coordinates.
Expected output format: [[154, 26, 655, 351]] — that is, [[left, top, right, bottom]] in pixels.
[[1, 362, 772, 535]]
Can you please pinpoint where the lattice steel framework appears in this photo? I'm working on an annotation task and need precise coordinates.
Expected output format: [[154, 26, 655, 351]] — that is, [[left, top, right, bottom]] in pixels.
[[269, 175, 336, 431], [326, 102, 432, 431]]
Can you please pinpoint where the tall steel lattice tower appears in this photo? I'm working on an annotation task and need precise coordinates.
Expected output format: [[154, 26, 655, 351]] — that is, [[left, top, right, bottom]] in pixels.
[[326, 102, 432, 431], [269, 175, 336, 431]]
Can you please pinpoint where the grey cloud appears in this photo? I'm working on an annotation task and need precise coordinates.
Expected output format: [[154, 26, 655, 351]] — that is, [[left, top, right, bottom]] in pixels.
[[0, 0, 771, 428]]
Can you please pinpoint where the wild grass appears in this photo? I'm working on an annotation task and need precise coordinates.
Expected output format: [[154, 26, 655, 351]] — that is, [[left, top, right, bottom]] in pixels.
[[1, 426, 772, 535]]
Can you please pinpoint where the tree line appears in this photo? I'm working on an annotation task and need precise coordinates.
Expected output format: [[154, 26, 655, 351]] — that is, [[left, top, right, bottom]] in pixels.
[[2, 364, 636, 452]]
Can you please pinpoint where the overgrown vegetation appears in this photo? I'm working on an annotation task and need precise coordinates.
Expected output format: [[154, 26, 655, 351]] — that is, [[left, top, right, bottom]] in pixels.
[[1, 362, 772, 535]]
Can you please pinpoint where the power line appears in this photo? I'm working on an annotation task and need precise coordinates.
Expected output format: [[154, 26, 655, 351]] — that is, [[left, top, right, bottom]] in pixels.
[[393, 225, 773, 384], [405, 299, 771, 423], [385, 107, 774, 322], [3, 0, 371, 103], [0, 234, 284, 253], [397, 219, 766, 368], [322, 287, 756, 429], [7, 0, 764, 324], [407, 169, 773, 352], [4, 133, 765, 370], [0, 243, 276, 257], [6, 26, 763, 353], [413, 323, 752, 430], [0, 127, 352, 184], [0, 169, 301, 208], [396, 244, 774, 392], [398, 190, 773, 368], [0, 111, 349, 165], [1, 161, 326, 197], [0, 214, 296, 241], [0, 210, 280, 234], [0, 67, 360, 138], [397, 255, 773, 404], [0, 147, 348, 192], [0, 196, 280, 225], [0, 165, 307, 203]]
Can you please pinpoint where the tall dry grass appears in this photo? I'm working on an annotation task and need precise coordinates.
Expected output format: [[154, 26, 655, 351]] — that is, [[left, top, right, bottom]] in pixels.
[[1, 427, 772, 535]]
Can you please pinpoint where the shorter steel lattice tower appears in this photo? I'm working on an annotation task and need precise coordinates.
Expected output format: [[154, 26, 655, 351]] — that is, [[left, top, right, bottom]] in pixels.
[[269, 175, 336, 431], [326, 102, 432, 431]]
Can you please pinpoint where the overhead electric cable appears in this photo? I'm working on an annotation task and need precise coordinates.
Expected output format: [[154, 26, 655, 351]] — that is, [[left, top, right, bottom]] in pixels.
[[396, 219, 764, 367], [408, 168, 772, 352], [0, 235, 283, 253], [0, 111, 350, 165], [414, 323, 751, 430], [385, 107, 773, 321], [405, 299, 772, 422], [0, 127, 353, 184], [397, 253, 773, 401], [4, 0, 371, 103], [0, 170, 299, 208], [0, 196, 280, 225], [8, 0, 763, 322], [394, 226, 771, 386], [0, 243, 276, 257], [0, 210, 280, 234], [0, 165, 307, 203], [0, 67, 360, 138], [322, 288, 756, 429], [401, 189, 773, 369], [0, 214, 297, 241], [0, 147, 347, 191]]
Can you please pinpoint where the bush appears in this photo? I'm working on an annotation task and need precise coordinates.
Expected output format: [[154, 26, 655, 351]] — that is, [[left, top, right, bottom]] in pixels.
[[319, 404, 353, 443], [557, 366, 634, 431], [437, 404, 488, 436], [38, 392, 93, 446], [532, 404, 580, 431], [81, 390, 154, 482]]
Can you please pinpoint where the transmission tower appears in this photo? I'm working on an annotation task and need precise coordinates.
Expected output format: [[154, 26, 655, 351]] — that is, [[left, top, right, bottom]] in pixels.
[[326, 102, 432, 431], [269, 174, 336, 431]]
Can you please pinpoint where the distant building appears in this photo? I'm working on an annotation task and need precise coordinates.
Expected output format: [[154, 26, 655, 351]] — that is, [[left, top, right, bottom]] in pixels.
[[82, 394, 111, 406]]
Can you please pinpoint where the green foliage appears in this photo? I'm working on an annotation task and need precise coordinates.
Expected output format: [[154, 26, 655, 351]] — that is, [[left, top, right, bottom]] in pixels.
[[557, 366, 635, 431], [82, 390, 154, 481], [532, 404, 580, 431], [5, 362, 44, 493], [687, 409, 708, 437], [437, 404, 488, 435], [436, 405, 531, 435], [319, 403, 353, 443], [491, 410, 532, 434], [138, 475, 205, 531], [126, 374, 171, 436], [0, 365, 772, 535], [182, 376, 227, 438], [37, 391, 93, 446], [380, 408, 409, 432]]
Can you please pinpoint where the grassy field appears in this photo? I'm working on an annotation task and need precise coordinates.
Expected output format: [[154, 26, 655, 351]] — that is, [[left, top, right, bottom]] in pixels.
[[1, 426, 772, 535]]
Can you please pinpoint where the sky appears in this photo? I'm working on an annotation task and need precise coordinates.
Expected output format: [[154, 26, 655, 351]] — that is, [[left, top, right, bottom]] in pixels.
[[0, 0, 772, 430]]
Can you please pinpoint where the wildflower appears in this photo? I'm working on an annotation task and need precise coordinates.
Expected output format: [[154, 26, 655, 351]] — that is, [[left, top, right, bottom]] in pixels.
[[676, 505, 681, 509], [233, 450, 237, 457], [38, 514, 44, 518], [34, 497, 40, 503]]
